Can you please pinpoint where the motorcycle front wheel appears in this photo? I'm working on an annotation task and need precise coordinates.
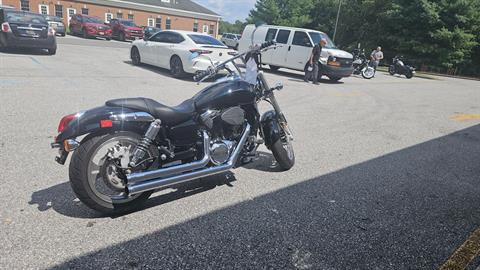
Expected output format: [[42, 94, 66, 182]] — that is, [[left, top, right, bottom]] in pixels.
[[69, 132, 154, 214], [388, 65, 395, 75], [270, 123, 295, 170], [362, 67, 375, 79]]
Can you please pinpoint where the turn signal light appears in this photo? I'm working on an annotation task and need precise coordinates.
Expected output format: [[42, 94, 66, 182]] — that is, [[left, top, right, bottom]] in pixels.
[[328, 61, 341, 67], [1, 22, 11, 33], [57, 114, 76, 133]]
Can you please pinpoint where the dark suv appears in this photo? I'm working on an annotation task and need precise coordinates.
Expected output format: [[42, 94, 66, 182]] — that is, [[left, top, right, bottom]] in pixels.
[[0, 7, 57, 54], [109, 19, 143, 41], [69, 14, 111, 40]]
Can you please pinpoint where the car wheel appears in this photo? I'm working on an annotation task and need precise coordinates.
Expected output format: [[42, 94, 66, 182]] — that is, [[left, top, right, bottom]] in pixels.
[[131, 47, 141, 66], [47, 48, 56, 55], [170, 56, 186, 78], [328, 76, 342, 82], [106, 37, 111, 41], [61, 33, 66, 37]]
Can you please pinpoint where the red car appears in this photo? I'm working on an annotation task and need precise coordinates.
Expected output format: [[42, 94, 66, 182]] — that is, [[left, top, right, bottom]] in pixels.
[[69, 14, 111, 40], [109, 19, 143, 41]]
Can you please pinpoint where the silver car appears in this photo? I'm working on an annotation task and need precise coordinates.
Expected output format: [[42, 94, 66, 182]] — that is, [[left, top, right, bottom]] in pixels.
[[220, 33, 241, 50]]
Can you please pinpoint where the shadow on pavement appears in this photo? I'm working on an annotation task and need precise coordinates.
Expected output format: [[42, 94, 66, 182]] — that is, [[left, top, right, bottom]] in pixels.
[[263, 68, 345, 84], [29, 172, 236, 219], [0, 47, 52, 56], [123, 60, 196, 82], [51, 124, 480, 269]]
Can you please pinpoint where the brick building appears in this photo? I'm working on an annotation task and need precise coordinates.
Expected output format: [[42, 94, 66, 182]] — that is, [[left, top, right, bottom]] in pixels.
[[0, 0, 221, 36]]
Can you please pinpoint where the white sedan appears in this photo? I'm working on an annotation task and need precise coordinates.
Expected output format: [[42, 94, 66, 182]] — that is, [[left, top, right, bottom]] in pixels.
[[130, 30, 235, 78]]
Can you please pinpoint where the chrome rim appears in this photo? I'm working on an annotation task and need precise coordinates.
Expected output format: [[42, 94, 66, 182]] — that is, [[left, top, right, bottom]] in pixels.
[[363, 67, 375, 78], [87, 136, 142, 203]]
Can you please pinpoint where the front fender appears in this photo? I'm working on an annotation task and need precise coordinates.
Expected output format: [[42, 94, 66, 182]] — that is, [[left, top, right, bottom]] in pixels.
[[260, 110, 282, 149], [55, 106, 153, 143]]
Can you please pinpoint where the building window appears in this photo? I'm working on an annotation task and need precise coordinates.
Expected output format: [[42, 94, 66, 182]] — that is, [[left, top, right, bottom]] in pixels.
[[209, 24, 214, 35], [155, 17, 161, 28], [166, 18, 171, 29], [105, 13, 113, 23], [193, 21, 198, 32], [202, 24, 208, 34], [147, 18, 154, 27], [39, 4, 49, 15], [81, 8, 88, 15], [55, 5, 63, 18], [116, 12, 123, 19], [128, 14, 134, 20], [20, 0, 29, 11]]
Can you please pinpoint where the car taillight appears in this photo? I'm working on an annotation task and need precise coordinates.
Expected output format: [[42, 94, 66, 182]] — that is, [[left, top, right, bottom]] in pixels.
[[58, 114, 76, 133], [190, 49, 212, 54], [48, 27, 55, 36], [1, 22, 11, 33]]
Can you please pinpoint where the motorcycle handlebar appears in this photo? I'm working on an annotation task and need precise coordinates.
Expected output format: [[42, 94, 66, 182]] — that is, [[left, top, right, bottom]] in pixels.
[[193, 41, 277, 82]]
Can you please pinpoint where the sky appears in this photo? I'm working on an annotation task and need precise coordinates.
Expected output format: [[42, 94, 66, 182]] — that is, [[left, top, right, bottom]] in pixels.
[[193, 0, 257, 22]]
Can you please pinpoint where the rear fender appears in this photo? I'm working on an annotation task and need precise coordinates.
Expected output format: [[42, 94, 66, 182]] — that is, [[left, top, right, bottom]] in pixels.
[[260, 110, 282, 149], [55, 105, 154, 143]]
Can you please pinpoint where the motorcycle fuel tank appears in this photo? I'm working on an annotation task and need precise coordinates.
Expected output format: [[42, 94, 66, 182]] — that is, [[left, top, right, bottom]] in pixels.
[[193, 79, 256, 111]]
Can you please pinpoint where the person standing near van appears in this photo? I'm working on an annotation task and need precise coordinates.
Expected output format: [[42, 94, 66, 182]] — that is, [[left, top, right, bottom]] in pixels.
[[305, 38, 327, 85], [370, 46, 384, 71]]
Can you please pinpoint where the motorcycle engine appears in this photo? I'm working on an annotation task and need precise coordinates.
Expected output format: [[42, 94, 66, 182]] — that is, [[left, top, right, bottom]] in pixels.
[[202, 107, 246, 165]]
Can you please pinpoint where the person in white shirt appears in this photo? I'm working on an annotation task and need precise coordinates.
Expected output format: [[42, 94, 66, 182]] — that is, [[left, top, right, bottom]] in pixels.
[[370, 46, 384, 71]]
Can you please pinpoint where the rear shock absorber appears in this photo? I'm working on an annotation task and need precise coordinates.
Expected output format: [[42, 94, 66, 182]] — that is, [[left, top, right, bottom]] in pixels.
[[129, 119, 162, 167]]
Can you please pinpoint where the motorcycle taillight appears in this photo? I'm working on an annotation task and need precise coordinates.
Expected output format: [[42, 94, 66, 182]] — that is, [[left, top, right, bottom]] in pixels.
[[58, 114, 76, 133]]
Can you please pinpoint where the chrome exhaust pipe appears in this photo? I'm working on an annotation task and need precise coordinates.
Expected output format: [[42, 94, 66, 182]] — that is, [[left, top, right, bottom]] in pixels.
[[127, 131, 211, 184], [127, 124, 251, 196]]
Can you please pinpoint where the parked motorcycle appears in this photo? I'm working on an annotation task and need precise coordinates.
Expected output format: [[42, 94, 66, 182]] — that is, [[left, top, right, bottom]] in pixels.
[[352, 49, 375, 79], [51, 40, 294, 214], [389, 56, 415, 79]]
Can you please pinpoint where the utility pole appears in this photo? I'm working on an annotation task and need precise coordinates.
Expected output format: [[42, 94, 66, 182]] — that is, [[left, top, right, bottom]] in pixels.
[[333, 0, 342, 42]]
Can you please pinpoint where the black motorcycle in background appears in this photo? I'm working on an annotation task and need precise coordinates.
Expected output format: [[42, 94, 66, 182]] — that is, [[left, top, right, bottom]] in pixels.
[[51, 40, 295, 214], [352, 49, 375, 79], [389, 56, 415, 79]]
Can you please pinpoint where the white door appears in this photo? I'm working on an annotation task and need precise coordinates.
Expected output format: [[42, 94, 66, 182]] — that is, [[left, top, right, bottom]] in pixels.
[[143, 32, 170, 67], [270, 29, 292, 67], [286, 31, 314, 70], [67, 8, 76, 25], [202, 24, 208, 34]]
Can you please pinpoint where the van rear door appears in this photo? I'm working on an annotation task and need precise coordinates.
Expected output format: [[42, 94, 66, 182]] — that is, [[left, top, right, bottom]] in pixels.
[[262, 28, 278, 64], [286, 31, 313, 70]]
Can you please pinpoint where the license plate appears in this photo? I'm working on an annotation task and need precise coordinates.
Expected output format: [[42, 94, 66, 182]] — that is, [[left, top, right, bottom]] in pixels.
[[99, 32, 104, 35], [26, 30, 36, 35]]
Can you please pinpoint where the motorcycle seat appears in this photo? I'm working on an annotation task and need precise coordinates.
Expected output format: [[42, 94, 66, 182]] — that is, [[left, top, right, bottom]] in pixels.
[[106, 97, 195, 126]]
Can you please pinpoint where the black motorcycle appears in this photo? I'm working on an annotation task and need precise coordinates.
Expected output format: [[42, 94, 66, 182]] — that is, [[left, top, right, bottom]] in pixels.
[[352, 49, 375, 79], [51, 41, 294, 214], [389, 56, 415, 79]]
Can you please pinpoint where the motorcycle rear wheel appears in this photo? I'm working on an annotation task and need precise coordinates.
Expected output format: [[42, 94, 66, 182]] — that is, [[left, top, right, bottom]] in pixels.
[[69, 132, 153, 214]]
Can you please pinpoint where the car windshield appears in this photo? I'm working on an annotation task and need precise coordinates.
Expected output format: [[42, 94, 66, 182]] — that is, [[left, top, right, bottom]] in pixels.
[[188, 34, 226, 47], [308, 32, 337, 49], [83, 16, 103, 24], [5, 10, 47, 24], [120, 20, 137, 27], [235, 34, 241, 39]]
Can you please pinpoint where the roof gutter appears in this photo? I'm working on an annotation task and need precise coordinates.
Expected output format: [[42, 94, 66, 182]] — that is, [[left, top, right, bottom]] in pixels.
[[79, 0, 221, 21]]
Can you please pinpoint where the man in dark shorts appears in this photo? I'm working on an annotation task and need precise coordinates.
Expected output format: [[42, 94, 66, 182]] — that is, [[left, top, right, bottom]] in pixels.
[[305, 38, 327, 85]]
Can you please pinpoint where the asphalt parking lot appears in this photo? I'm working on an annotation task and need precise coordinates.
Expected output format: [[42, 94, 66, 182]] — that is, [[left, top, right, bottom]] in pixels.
[[1, 35, 480, 269]]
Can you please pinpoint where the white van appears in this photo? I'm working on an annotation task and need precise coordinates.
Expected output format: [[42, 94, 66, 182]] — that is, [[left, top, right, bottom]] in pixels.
[[239, 24, 354, 81]]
